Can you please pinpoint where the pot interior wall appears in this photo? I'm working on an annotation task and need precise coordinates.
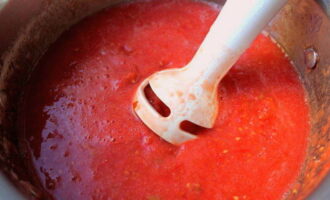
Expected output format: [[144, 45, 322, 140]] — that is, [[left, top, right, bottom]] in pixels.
[[0, 0, 329, 199], [266, 0, 330, 198]]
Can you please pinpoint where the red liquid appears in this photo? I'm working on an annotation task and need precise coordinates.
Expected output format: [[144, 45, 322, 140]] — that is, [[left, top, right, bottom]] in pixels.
[[19, 0, 310, 199]]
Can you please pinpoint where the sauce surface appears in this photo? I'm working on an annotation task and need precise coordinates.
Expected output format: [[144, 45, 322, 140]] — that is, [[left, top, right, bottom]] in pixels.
[[19, 0, 310, 199]]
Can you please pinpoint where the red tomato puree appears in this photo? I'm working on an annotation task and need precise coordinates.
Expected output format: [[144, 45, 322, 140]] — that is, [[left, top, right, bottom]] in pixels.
[[19, 0, 310, 199]]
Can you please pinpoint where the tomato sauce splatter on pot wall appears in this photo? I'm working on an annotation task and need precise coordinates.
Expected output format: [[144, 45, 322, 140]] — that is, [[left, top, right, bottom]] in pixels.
[[19, 0, 310, 199]]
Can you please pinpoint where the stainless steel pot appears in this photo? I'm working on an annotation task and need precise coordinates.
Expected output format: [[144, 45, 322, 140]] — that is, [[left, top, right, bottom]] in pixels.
[[0, 0, 330, 199]]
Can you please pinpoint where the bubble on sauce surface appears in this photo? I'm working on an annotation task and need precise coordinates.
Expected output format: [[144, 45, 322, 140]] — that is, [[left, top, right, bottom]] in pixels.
[[120, 44, 134, 55], [99, 49, 108, 56]]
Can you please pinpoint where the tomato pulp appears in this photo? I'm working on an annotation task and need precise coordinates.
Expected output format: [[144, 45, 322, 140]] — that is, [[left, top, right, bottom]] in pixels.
[[19, 0, 310, 199]]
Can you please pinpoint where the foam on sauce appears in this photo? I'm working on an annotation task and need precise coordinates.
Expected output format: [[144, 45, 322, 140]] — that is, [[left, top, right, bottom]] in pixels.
[[18, 0, 310, 199]]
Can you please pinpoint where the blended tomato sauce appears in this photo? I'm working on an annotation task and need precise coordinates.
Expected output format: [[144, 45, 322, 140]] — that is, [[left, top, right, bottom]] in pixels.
[[18, 0, 310, 199]]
